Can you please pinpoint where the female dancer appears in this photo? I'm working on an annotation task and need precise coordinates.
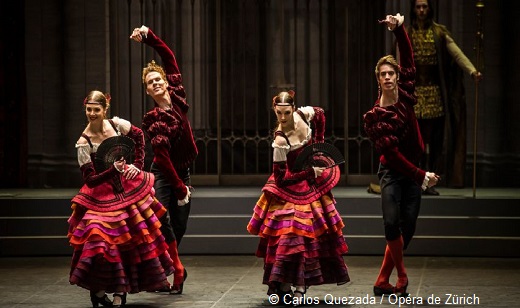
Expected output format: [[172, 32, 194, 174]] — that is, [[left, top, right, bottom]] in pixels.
[[363, 14, 439, 296], [247, 91, 350, 306], [68, 90, 174, 307]]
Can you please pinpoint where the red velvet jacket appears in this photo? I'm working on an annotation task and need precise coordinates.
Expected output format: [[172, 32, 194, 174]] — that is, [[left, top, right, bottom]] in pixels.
[[363, 25, 426, 185], [141, 28, 198, 199]]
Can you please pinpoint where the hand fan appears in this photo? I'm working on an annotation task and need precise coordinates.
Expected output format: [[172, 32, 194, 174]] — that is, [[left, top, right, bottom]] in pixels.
[[293, 143, 345, 172], [94, 135, 135, 172]]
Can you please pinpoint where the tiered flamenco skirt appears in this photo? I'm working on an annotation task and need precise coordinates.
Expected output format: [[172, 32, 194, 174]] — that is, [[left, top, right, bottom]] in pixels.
[[68, 173, 174, 294], [247, 192, 350, 287]]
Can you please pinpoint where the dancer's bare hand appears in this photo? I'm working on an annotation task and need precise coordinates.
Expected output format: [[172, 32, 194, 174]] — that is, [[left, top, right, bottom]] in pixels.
[[472, 71, 483, 83], [313, 167, 325, 178], [130, 25, 149, 42], [378, 13, 404, 31], [114, 158, 126, 173], [426, 172, 440, 187], [123, 164, 140, 180]]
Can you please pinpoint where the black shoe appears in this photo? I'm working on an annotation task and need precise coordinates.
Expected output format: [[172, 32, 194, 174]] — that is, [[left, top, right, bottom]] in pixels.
[[267, 282, 278, 295], [423, 186, 440, 196], [292, 288, 307, 307], [395, 278, 409, 297], [277, 288, 293, 306], [149, 284, 171, 292], [373, 284, 394, 296], [170, 269, 187, 295], [112, 293, 127, 308], [90, 291, 113, 308]]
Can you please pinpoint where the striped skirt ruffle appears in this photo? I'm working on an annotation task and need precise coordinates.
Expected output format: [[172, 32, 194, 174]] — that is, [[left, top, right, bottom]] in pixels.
[[68, 193, 174, 293], [247, 192, 350, 287]]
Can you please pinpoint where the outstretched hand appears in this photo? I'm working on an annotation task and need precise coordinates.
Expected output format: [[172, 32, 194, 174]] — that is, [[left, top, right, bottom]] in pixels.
[[113, 158, 126, 173], [129, 25, 149, 42], [378, 13, 404, 31], [312, 166, 325, 178], [472, 71, 483, 83], [177, 186, 192, 206], [426, 172, 441, 187], [123, 164, 140, 180]]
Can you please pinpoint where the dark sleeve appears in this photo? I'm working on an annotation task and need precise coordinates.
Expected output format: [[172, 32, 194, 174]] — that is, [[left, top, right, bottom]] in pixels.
[[380, 147, 426, 185], [143, 28, 188, 110], [143, 28, 180, 75], [142, 110, 187, 200], [273, 161, 315, 187], [125, 125, 145, 170], [312, 107, 326, 143], [394, 24, 417, 105], [363, 106, 425, 185], [80, 162, 119, 188], [153, 145, 188, 199]]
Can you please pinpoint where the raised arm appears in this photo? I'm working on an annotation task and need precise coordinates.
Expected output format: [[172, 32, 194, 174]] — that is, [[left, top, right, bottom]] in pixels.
[[130, 25, 180, 75], [393, 17, 416, 100], [394, 22, 414, 72], [382, 14, 416, 105], [130, 25, 188, 109]]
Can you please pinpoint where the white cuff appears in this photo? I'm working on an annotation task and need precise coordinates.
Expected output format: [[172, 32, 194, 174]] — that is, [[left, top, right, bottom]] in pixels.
[[113, 162, 125, 173], [387, 13, 405, 31], [395, 13, 404, 27], [421, 172, 434, 190], [177, 186, 191, 206], [421, 176, 429, 190], [312, 167, 319, 178], [127, 164, 141, 173], [139, 25, 149, 38]]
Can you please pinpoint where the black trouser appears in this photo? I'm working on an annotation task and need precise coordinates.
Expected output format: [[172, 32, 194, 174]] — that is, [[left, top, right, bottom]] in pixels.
[[151, 163, 191, 246], [378, 164, 422, 250], [417, 116, 444, 173]]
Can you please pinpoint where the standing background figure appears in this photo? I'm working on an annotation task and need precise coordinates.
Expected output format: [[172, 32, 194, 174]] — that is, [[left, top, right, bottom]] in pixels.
[[408, 0, 483, 194]]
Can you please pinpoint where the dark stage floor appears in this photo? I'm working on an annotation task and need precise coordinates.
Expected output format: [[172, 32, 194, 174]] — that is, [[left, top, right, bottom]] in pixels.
[[0, 255, 519, 307], [0, 187, 519, 307]]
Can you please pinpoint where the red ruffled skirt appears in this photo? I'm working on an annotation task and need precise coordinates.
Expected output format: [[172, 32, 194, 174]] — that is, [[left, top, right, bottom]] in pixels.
[[68, 189, 174, 293], [247, 192, 350, 287]]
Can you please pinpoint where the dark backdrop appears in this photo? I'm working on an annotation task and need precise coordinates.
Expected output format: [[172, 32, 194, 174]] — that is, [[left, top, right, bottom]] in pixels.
[[1, 0, 518, 188]]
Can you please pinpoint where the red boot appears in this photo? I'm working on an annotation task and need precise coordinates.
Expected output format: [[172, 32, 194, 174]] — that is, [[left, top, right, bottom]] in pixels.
[[387, 236, 408, 296], [374, 244, 395, 295], [168, 240, 186, 295]]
